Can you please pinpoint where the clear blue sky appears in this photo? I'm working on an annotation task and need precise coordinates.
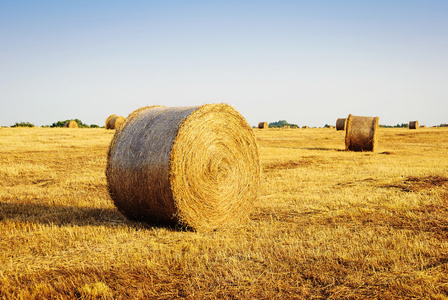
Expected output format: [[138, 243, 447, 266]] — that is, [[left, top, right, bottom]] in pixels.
[[1, 1, 447, 127]]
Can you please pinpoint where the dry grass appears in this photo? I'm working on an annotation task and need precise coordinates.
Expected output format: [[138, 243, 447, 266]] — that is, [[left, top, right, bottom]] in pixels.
[[1, 126, 448, 299]]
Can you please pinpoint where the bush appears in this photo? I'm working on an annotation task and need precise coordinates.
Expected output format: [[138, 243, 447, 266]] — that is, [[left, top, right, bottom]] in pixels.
[[269, 120, 298, 128], [380, 123, 409, 128], [11, 122, 34, 128], [50, 119, 89, 128]]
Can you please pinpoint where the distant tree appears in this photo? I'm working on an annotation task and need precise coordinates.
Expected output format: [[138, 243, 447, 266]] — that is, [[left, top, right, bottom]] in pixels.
[[50, 119, 89, 128], [11, 122, 34, 128], [380, 123, 409, 128], [90, 124, 100, 128], [269, 120, 298, 128]]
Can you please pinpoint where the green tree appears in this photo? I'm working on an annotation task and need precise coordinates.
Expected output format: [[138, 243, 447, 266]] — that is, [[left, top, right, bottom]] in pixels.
[[269, 120, 298, 128], [50, 119, 89, 128], [11, 122, 34, 128]]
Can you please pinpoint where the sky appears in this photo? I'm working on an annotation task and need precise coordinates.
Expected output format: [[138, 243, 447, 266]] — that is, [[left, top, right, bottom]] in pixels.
[[1, 0, 447, 127]]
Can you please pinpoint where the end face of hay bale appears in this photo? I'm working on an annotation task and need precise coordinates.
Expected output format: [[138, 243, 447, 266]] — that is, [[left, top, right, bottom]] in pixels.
[[409, 121, 419, 129], [336, 118, 347, 131], [345, 114, 379, 152], [106, 104, 260, 231], [258, 122, 268, 129]]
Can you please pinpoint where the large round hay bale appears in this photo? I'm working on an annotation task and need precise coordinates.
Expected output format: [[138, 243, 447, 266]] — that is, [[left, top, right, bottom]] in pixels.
[[409, 121, 419, 129], [302, 125, 309, 129], [345, 114, 379, 152], [106, 104, 261, 231], [336, 118, 347, 131], [258, 122, 268, 129], [63, 120, 78, 128]]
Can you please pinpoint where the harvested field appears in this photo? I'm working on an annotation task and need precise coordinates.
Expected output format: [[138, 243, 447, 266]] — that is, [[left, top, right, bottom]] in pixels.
[[1, 126, 448, 299]]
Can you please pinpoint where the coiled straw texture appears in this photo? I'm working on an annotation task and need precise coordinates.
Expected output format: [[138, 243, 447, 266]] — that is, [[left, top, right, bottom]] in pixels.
[[345, 114, 379, 152], [106, 104, 260, 231]]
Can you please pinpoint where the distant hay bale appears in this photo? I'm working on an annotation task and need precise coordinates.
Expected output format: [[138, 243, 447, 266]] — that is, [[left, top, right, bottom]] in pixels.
[[328, 125, 335, 129], [409, 121, 419, 129], [302, 126, 309, 129], [106, 115, 126, 130], [258, 122, 268, 129], [105, 114, 117, 129], [336, 118, 347, 131], [106, 104, 261, 231], [63, 120, 78, 128], [283, 125, 290, 129], [114, 116, 125, 129], [345, 114, 379, 152], [420, 125, 426, 128]]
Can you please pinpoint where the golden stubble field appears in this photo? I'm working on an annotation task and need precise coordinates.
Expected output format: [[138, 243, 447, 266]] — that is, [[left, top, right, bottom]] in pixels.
[[1, 126, 447, 299]]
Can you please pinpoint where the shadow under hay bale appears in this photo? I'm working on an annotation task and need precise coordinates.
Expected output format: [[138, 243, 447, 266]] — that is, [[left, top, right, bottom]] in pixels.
[[409, 121, 419, 129], [258, 122, 268, 129], [63, 120, 78, 128], [345, 114, 379, 152], [336, 118, 347, 131], [106, 104, 261, 231]]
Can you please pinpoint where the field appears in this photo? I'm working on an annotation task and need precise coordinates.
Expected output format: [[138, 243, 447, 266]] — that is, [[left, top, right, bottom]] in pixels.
[[1, 126, 448, 299]]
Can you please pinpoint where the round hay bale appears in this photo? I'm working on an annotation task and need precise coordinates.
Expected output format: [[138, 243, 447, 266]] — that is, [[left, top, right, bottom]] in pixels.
[[345, 114, 379, 152], [113, 116, 125, 130], [258, 122, 268, 129], [106, 104, 261, 231], [336, 118, 347, 131], [409, 121, 419, 129], [302, 126, 309, 129], [106, 114, 117, 129], [63, 120, 78, 128], [106, 115, 126, 130]]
